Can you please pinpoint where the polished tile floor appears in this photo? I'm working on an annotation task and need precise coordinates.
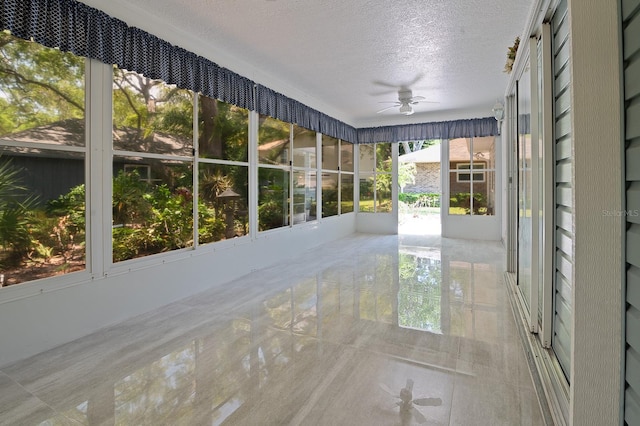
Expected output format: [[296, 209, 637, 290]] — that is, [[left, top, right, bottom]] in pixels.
[[0, 233, 545, 425]]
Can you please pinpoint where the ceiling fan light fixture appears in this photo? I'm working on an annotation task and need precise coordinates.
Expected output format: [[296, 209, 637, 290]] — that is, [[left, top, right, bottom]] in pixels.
[[399, 104, 414, 115]]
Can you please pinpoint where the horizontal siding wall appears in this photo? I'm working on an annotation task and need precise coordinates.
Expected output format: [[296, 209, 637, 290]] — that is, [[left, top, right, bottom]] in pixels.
[[624, 0, 640, 423]]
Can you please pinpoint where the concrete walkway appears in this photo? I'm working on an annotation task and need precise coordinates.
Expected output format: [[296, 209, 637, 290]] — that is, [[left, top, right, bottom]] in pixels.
[[398, 212, 441, 235]]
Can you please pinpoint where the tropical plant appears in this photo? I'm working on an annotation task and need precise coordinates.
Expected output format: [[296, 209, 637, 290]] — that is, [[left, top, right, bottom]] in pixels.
[[112, 170, 152, 226], [0, 159, 37, 267]]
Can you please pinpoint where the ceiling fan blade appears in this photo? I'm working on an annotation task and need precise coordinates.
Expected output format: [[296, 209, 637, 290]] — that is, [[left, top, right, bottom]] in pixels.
[[411, 95, 426, 101], [413, 397, 442, 407], [405, 73, 424, 88], [370, 88, 399, 96], [411, 100, 439, 105], [378, 101, 402, 104], [373, 80, 401, 89], [376, 105, 400, 114]]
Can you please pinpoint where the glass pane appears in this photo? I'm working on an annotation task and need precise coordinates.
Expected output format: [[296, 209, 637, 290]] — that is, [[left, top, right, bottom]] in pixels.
[[341, 174, 354, 214], [376, 143, 392, 172], [518, 63, 533, 312], [258, 115, 290, 166], [359, 145, 375, 172], [472, 136, 495, 168], [113, 68, 193, 155], [359, 175, 375, 212], [198, 96, 248, 162], [449, 174, 471, 215], [112, 157, 193, 262], [472, 170, 495, 215], [198, 164, 248, 244], [0, 35, 86, 286], [376, 173, 392, 212], [292, 125, 316, 168], [292, 170, 317, 224], [340, 141, 354, 172], [322, 135, 339, 170], [449, 138, 472, 167], [0, 149, 86, 286], [258, 167, 289, 231], [322, 172, 339, 218], [0, 34, 85, 143]]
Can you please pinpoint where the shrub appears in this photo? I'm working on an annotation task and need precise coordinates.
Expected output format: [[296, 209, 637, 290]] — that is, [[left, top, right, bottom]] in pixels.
[[398, 192, 440, 208], [0, 159, 37, 267]]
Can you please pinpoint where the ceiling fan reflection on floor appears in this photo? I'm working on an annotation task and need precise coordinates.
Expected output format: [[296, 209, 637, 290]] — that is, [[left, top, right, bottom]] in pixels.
[[376, 88, 436, 116], [379, 378, 442, 425]]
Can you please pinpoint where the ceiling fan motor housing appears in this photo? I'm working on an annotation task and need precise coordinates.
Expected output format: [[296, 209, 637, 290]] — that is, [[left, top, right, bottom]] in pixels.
[[398, 89, 413, 102]]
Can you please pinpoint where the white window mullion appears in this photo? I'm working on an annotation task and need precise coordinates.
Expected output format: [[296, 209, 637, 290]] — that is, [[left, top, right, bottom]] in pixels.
[[316, 132, 322, 220], [392, 142, 399, 217], [249, 110, 259, 239], [468, 138, 472, 213], [289, 124, 294, 226], [355, 144, 360, 212], [87, 59, 113, 277], [192, 92, 199, 250], [338, 140, 342, 215]]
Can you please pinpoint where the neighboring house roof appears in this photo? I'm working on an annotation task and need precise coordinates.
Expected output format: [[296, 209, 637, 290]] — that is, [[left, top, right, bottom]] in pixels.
[[399, 143, 441, 163], [0, 118, 193, 157], [399, 137, 497, 164]]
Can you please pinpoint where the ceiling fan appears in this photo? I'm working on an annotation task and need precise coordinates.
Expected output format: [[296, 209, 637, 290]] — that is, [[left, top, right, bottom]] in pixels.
[[376, 88, 435, 116]]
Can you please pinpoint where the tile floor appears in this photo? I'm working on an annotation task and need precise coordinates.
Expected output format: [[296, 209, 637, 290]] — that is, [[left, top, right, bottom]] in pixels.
[[0, 233, 545, 425]]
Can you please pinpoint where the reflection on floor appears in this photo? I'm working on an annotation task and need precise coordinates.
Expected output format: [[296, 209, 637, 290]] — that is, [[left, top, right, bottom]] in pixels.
[[0, 233, 545, 426]]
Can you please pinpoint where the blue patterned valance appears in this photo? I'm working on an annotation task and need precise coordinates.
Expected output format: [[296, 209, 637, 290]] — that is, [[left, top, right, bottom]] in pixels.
[[256, 85, 357, 142], [357, 117, 498, 143], [1, 0, 495, 144]]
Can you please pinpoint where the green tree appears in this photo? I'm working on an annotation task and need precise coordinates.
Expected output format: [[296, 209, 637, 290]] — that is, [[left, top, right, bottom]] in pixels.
[[399, 139, 438, 156], [399, 162, 417, 193], [0, 32, 84, 136]]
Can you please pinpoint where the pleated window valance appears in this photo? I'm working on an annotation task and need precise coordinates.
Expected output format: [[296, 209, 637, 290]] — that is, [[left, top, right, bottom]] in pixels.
[[1, 0, 496, 144], [356, 118, 498, 144]]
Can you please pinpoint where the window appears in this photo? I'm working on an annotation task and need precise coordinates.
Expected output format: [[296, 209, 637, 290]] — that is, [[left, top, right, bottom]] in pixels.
[[321, 135, 355, 218], [456, 163, 486, 183], [112, 67, 194, 262], [359, 143, 392, 213], [0, 33, 86, 286], [197, 96, 249, 244], [449, 137, 495, 216], [292, 125, 317, 224], [0, 30, 360, 289], [258, 115, 291, 231], [321, 135, 339, 218], [124, 164, 152, 183], [340, 141, 355, 214]]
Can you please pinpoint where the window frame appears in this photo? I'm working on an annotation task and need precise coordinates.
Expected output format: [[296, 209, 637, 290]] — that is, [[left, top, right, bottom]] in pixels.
[[456, 162, 487, 183]]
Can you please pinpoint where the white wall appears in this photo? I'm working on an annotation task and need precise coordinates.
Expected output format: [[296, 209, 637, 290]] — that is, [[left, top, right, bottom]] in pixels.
[[0, 215, 356, 367], [356, 213, 398, 234]]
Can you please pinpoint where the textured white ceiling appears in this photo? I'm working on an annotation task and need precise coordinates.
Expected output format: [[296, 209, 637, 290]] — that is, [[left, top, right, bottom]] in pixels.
[[85, 0, 532, 127]]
